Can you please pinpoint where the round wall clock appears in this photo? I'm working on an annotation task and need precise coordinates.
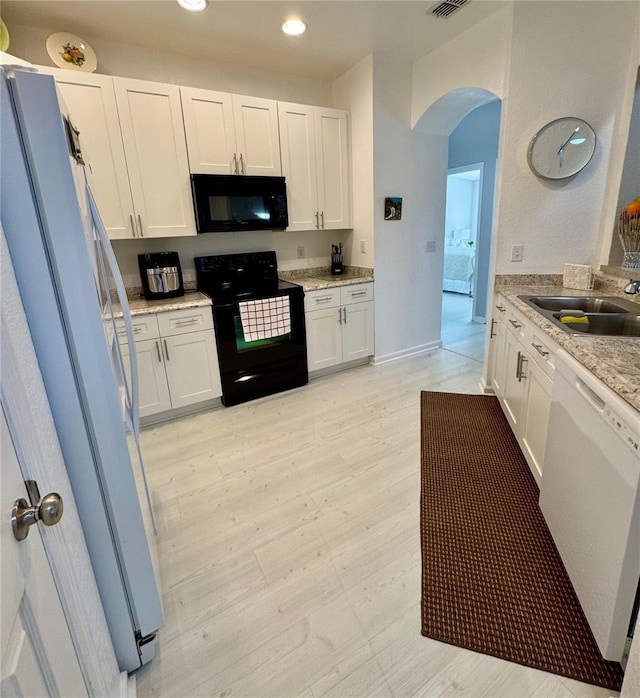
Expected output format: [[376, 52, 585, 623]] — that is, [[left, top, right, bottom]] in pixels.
[[527, 117, 596, 180]]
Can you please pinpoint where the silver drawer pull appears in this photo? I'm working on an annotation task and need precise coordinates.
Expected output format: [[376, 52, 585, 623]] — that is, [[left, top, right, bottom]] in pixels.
[[164, 339, 170, 361], [315, 296, 333, 303], [496, 305, 506, 312], [174, 318, 198, 326], [118, 326, 141, 335], [531, 342, 550, 357], [155, 341, 162, 363], [490, 319, 497, 338], [509, 319, 522, 329], [350, 291, 367, 297]]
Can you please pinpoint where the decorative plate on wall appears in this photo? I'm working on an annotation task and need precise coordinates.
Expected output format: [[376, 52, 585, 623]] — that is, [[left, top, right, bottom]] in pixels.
[[46, 32, 97, 72]]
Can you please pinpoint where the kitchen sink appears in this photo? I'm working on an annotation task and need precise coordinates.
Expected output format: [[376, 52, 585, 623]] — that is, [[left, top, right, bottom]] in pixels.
[[524, 296, 637, 313], [518, 295, 640, 337]]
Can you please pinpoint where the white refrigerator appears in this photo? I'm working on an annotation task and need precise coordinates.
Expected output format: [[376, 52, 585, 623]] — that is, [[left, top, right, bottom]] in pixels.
[[1, 66, 164, 672]]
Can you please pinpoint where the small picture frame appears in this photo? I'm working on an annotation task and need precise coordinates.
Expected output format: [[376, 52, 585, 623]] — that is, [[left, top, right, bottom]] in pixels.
[[384, 197, 402, 221]]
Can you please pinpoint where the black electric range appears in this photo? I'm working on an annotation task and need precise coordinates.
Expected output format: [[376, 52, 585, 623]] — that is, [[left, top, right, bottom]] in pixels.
[[194, 252, 308, 406]]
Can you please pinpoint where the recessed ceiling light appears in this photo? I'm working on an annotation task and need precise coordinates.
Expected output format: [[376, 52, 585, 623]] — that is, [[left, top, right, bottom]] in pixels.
[[177, 0, 208, 12], [282, 19, 307, 36]]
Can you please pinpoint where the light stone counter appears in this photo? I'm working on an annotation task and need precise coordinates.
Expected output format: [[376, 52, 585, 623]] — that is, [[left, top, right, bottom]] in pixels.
[[496, 285, 640, 412], [280, 266, 374, 292], [113, 290, 212, 318]]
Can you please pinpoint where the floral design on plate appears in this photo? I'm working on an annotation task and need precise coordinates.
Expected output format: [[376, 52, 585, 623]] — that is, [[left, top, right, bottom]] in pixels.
[[46, 32, 97, 72]]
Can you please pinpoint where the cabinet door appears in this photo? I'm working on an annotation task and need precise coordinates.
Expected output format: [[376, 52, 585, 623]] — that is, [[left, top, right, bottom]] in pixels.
[[180, 87, 237, 174], [114, 77, 196, 237], [45, 70, 136, 239], [342, 301, 374, 362], [278, 101, 319, 231], [306, 307, 343, 371], [121, 339, 172, 417], [232, 95, 281, 176], [520, 360, 553, 485], [489, 317, 507, 398], [501, 330, 527, 434], [162, 330, 222, 408], [314, 108, 351, 229]]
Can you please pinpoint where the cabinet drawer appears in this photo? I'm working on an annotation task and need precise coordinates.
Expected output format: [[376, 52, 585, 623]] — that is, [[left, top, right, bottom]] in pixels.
[[115, 314, 160, 344], [493, 294, 508, 323], [505, 305, 527, 342], [529, 330, 556, 379], [304, 288, 341, 312], [157, 307, 214, 336], [340, 283, 373, 305]]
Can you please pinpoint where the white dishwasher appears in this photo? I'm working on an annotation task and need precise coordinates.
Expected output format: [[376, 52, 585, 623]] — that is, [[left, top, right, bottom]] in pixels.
[[540, 348, 640, 662]]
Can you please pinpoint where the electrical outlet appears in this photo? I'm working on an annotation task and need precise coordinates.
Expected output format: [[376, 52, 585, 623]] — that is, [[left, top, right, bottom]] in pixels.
[[426, 240, 436, 253], [297, 245, 305, 259], [511, 245, 524, 262], [360, 240, 367, 254]]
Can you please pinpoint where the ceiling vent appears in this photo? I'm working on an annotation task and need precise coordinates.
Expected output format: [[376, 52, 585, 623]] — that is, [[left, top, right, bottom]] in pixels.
[[428, 0, 470, 19]]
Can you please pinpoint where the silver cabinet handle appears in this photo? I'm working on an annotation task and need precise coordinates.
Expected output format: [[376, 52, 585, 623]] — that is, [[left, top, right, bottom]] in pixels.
[[509, 319, 522, 329], [490, 319, 497, 338], [320, 211, 325, 229], [496, 305, 506, 313], [174, 318, 198, 326], [315, 211, 320, 229], [343, 307, 347, 324], [315, 296, 333, 303], [163, 339, 170, 361], [519, 355, 528, 382], [118, 326, 141, 336], [137, 214, 144, 237], [338, 307, 342, 325], [155, 340, 162, 363], [130, 214, 137, 237], [516, 351, 522, 380], [12, 491, 63, 541], [531, 343, 549, 357], [239, 153, 245, 175], [233, 153, 238, 175], [350, 291, 367, 297]]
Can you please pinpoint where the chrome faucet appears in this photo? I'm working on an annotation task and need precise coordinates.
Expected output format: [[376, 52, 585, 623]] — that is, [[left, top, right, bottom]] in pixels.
[[624, 279, 640, 294]]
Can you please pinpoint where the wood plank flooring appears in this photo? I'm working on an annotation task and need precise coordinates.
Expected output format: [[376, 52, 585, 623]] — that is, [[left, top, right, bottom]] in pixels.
[[136, 349, 617, 698]]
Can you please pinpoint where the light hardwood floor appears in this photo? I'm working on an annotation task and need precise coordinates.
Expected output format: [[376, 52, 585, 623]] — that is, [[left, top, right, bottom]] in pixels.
[[441, 292, 486, 364], [136, 349, 617, 698]]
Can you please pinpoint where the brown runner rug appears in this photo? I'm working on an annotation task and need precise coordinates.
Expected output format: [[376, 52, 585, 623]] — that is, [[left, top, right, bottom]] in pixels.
[[420, 391, 624, 691]]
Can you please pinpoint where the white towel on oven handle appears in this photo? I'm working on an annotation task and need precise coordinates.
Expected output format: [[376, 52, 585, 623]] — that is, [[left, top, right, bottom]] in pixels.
[[239, 296, 291, 341]]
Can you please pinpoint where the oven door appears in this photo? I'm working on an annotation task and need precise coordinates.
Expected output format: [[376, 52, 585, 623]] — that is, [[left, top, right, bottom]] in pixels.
[[213, 290, 306, 374]]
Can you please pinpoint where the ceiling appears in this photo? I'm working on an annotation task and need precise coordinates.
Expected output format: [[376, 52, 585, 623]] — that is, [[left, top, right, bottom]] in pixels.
[[1, 0, 509, 81]]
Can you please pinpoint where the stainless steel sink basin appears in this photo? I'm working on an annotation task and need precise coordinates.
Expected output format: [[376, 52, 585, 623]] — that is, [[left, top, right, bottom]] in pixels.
[[552, 312, 640, 337], [518, 295, 640, 337], [524, 296, 637, 313]]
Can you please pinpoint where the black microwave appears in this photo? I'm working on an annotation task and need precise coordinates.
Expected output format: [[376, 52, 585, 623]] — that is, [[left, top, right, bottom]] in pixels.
[[191, 174, 289, 233]]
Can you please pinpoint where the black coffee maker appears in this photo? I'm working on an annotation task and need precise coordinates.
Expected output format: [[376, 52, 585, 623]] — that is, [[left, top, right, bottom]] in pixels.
[[138, 252, 184, 300]]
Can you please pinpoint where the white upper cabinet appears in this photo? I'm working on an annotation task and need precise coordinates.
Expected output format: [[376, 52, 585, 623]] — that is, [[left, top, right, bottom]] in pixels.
[[114, 77, 196, 238], [41, 69, 136, 239], [181, 87, 281, 176], [278, 102, 351, 231]]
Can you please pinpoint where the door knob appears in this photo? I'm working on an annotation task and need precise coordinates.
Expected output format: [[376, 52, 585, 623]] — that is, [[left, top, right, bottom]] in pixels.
[[11, 492, 63, 541]]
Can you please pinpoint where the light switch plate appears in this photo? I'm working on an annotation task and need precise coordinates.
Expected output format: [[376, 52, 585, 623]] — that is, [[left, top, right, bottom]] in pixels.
[[511, 245, 524, 262]]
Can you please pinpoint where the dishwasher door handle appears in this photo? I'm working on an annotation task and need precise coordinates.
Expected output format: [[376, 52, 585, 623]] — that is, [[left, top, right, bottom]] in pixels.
[[575, 376, 606, 411]]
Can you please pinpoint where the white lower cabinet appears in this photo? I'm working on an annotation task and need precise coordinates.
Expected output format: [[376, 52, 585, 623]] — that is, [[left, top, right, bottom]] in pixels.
[[487, 293, 556, 485], [119, 307, 222, 418], [305, 283, 374, 372]]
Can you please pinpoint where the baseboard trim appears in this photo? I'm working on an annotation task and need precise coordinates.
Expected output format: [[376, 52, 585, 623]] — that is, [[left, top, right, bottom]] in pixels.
[[372, 341, 441, 366], [479, 376, 494, 394], [141, 398, 222, 427], [473, 315, 487, 324], [309, 357, 370, 380], [121, 672, 136, 698]]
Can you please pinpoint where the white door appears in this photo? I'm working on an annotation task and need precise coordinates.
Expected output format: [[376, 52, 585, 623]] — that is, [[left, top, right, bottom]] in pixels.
[[314, 108, 351, 229], [114, 77, 196, 238], [520, 360, 553, 485], [163, 330, 222, 408], [341, 301, 374, 362], [232, 94, 281, 176], [1, 409, 87, 697], [278, 101, 319, 231], [489, 316, 506, 398], [501, 331, 527, 433], [180, 86, 237, 175], [41, 69, 137, 240], [306, 307, 343, 371]]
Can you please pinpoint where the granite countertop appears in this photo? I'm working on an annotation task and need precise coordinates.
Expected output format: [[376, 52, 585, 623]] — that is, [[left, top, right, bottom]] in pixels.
[[112, 290, 212, 318], [496, 285, 640, 412], [280, 266, 374, 291]]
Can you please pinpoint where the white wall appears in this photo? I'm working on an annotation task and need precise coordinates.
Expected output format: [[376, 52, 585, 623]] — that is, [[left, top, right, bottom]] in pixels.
[[445, 177, 476, 240], [495, 1, 640, 274], [332, 56, 375, 269], [372, 55, 447, 362]]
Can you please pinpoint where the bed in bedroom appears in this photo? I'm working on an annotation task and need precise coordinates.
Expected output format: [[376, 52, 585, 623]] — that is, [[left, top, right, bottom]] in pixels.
[[443, 246, 475, 295]]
